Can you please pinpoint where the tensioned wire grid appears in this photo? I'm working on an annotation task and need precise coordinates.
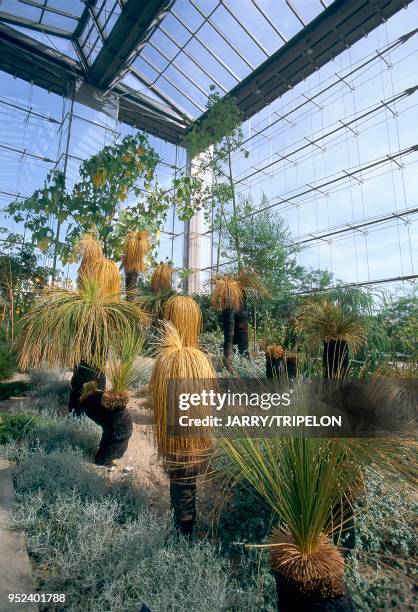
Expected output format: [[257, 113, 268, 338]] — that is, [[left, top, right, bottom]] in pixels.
[[0, 1, 417, 299]]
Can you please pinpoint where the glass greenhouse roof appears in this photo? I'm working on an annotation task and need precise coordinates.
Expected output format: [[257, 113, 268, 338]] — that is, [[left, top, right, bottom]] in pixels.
[[0, 0, 414, 141], [0, 0, 329, 121]]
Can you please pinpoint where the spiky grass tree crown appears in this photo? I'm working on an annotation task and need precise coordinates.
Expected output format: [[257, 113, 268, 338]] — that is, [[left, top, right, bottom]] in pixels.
[[79, 258, 121, 298], [211, 275, 244, 311], [149, 322, 216, 467], [16, 278, 147, 371], [237, 270, 269, 297], [106, 334, 144, 394], [266, 344, 285, 359], [163, 295, 202, 346], [298, 299, 366, 352], [76, 233, 103, 268], [122, 230, 151, 273], [151, 262, 173, 293], [219, 431, 415, 593]]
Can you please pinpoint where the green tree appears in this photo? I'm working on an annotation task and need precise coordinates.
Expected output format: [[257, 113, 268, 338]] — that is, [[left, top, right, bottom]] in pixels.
[[221, 194, 304, 300], [6, 133, 205, 272]]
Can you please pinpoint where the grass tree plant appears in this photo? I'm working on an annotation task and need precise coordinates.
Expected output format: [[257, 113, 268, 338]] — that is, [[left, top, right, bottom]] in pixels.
[[79, 335, 143, 465], [298, 300, 367, 379], [211, 271, 266, 369], [15, 277, 146, 463], [151, 262, 173, 293], [122, 230, 151, 298], [148, 323, 216, 537], [219, 430, 414, 611], [76, 232, 103, 272], [163, 294, 202, 346], [211, 275, 244, 369], [69, 251, 121, 412]]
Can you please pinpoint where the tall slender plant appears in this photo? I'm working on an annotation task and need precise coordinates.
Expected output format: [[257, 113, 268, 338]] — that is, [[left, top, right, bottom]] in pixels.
[[148, 323, 216, 537], [122, 230, 151, 298], [298, 300, 366, 379]]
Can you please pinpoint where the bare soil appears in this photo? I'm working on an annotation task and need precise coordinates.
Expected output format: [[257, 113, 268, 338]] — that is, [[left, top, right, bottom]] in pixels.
[[105, 394, 170, 513]]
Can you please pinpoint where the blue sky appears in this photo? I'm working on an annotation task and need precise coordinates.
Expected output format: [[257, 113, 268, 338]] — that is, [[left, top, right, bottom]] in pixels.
[[0, 0, 417, 293]]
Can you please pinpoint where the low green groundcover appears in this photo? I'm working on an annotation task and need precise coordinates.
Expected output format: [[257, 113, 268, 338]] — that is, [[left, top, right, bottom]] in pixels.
[[2, 411, 416, 611]]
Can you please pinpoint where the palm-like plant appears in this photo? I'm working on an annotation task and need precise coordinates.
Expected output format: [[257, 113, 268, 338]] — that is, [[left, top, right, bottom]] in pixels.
[[15, 278, 147, 464], [79, 257, 121, 298], [16, 278, 145, 371], [298, 300, 366, 378], [163, 294, 202, 347], [151, 262, 173, 293], [219, 430, 414, 610], [211, 271, 267, 369], [75, 232, 103, 272], [148, 323, 216, 537], [122, 230, 151, 298]]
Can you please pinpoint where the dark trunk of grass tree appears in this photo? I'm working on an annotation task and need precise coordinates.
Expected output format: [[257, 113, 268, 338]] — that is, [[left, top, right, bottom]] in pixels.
[[266, 355, 284, 379], [272, 571, 355, 611], [222, 307, 235, 370], [285, 355, 298, 379], [69, 362, 106, 415], [169, 466, 198, 539], [233, 295, 249, 357], [80, 390, 133, 466], [125, 271, 138, 300], [323, 340, 350, 379]]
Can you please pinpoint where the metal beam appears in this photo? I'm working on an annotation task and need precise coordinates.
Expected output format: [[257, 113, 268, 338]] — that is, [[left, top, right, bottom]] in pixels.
[[0, 10, 73, 39], [18, 0, 81, 22], [88, 0, 172, 90], [0, 23, 81, 97], [222, 0, 415, 123], [0, 23, 187, 143], [294, 274, 418, 294]]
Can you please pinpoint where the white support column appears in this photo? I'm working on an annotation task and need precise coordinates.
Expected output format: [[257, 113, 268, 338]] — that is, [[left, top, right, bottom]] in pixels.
[[183, 147, 213, 295]]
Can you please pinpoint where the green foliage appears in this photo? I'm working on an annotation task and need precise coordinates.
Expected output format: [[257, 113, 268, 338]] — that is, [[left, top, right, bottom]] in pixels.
[[346, 555, 416, 611], [213, 479, 274, 552], [6, 132, 206, 272], [192, 293, 220, 333], [107, 333, 144, 393], [355, 470, 417, 558], [7, 412, 275, 612], [0, 380, 28, 400], [0, 326, 16, 380], [185, 87, 245, 159], [6, 170, 69, 254], [0, 413, 39, 443], [0, 246, 51, 340], [220, 195, 304, 300], [378, 293, 418, 358], [345, 469, 417, 610], [63, 133, 159, 261]]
